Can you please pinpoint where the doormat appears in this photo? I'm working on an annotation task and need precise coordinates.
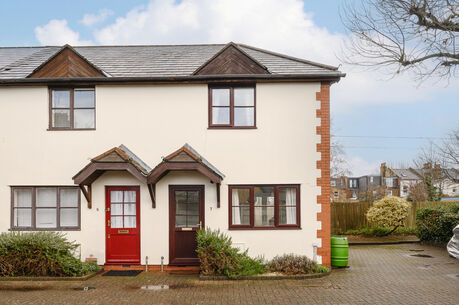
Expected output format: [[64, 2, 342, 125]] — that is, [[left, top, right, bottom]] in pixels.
[[102, 270, 142, 277]]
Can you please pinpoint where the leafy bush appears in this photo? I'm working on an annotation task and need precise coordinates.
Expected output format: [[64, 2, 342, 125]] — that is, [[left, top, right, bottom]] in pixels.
[[416, 204, 459, 244], [268, 254, 329, 275], [366, 196, 410, 234], [337, 226, 417, 236], [196, 228, 265, 278], [0, 232, 99, 277]]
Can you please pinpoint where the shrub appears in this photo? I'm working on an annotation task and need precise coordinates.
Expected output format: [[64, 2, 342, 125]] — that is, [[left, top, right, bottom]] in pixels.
[[366, 196, 410, 235], [416, 204, 459, 244], [337, 226, 417, 236], [0, 232, 99, 277], [268, 254, 329, 275], [196, 228, 265, 278]]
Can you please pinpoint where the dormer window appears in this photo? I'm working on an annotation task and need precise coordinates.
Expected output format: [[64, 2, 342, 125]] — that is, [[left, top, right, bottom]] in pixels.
[[49, 88, 95, 130], [208, 86, 256, 128]]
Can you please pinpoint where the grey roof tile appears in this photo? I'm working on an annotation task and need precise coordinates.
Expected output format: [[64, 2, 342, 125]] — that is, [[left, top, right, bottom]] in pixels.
[[0, 43, 342, 79]]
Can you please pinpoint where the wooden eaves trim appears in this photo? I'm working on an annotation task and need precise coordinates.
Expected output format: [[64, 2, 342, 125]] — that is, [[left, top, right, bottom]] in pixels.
[[27, 44, 106, 78], [193, 42, 270, 75]]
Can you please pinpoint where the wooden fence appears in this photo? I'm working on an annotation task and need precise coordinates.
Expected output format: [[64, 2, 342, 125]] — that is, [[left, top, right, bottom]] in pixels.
[[331, 200, 459, 233]]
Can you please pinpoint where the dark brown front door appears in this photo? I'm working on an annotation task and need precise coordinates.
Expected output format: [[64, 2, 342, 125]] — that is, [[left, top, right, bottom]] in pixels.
[[169, 185, 204, 266]]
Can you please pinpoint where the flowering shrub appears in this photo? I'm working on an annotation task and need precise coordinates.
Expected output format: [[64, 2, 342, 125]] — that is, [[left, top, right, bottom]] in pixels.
[[366, 196, 410, 233], [268, 254, 329, 275]]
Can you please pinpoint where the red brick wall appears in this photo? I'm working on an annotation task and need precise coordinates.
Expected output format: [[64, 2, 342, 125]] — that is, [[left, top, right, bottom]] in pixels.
[[316, 82, 331, 266]]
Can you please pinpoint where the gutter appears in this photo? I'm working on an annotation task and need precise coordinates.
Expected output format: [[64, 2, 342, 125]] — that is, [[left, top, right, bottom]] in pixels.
[[0, 73, 346, 86]]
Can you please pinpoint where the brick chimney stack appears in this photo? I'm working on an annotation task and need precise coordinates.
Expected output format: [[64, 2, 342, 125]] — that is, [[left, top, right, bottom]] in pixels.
[[423, 163, 432, 169], [434, 164, 441, 169], [380, 162, 387, 177]]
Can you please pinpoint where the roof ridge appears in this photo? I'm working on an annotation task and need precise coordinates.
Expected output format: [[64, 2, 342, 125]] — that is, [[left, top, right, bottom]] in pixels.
[[237, 43, 339, 71]]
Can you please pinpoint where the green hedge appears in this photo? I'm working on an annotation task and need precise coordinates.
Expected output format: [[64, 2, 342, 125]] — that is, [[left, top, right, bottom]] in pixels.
[[0, 232, 99, 277], [416, 204, 459, 244]]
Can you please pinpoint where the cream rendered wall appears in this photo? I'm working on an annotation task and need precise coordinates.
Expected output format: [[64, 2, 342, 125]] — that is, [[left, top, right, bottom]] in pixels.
[[0, 82, 323, 264]]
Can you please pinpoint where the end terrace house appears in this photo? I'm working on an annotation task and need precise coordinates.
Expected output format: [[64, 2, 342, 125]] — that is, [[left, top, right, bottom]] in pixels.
[[0, 43, 344, 267]]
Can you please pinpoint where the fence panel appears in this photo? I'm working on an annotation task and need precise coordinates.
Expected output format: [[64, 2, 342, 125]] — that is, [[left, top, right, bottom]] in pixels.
[[331, 201, 458, 233]]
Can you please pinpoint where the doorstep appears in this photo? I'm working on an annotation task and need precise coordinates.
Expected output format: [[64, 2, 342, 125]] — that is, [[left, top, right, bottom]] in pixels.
[[102, 264, 200, 274]]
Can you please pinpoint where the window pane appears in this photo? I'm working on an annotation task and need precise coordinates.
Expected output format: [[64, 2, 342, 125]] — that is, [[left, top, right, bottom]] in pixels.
[[211, 89, 230, 106], [234, 88, 254, 106], [36, 188, 57, 207], [254, 206, 275, 227], [175, 215, 186, 227], [232, 189, 250, 206], [234, 107, 254, 126], [52, 110, 70, 128], [111, 216, 123, 228], [52, 90, 70, 108], [60, 189, 79, 207], [36, 208, 57, 228], [279, 188, 297, 206], [232, 207, 250, 225], [188, 201, 199, 215], [60, 208, 78, 227], [212, 107, 230, 125], [74, 109, 95, 129], [279, 206, 297, 225], [74, 90, 95, 108], [111, 191, 123, 203], [14, 209, 32, 227], [14, 189, 32, 207], [124, 203, 136, 215], [124, 216, 136, 228], [176, 202, 187, 214], [254, 186, 274, 206], [188, 216, 199, 227], [111, 204, 123, 215], [124, 191, 136, 203]]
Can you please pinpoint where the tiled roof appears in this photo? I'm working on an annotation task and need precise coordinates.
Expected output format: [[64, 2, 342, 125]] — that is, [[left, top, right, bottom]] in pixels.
[[0, 43, 343, 79], [391, 169, 422, 180]]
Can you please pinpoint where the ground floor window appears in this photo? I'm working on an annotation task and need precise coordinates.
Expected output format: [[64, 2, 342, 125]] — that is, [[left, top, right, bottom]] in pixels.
[[11, 186, 80, 230], [229, 185, 300, 229]]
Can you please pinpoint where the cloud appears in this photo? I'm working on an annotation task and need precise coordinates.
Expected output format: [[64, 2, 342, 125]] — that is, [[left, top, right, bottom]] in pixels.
[[91, 0, 458, 110], [80, 9, 114, 27], [34, 19, 92, 45], [345, 157, 381, 177]]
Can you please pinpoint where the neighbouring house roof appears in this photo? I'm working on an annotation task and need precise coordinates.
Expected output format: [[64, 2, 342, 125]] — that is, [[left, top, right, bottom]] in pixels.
[[0, 42, 345, 82], [390, 169, 422, 180]]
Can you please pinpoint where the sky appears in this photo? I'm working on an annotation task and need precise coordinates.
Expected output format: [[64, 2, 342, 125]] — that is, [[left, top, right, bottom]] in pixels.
[[1, 0, 458, 176]]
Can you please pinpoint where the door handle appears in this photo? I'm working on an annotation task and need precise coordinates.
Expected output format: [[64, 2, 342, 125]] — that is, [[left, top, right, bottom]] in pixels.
[[199, 221, 202, 230]]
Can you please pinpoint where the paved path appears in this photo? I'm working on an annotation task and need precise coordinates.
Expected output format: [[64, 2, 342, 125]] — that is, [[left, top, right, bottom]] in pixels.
[[0, 243, 458, 304]]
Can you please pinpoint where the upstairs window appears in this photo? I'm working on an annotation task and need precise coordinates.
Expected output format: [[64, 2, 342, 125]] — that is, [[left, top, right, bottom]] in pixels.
[[209, 86, 255, 128], [50, 88, 95, 130]]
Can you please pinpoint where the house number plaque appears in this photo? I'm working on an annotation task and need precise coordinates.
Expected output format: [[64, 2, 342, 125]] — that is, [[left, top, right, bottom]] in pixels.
[[118, 230, 129, 233]]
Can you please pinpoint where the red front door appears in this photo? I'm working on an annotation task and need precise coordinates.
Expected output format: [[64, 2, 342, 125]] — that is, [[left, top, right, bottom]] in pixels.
[[105, 186, 140, 264], [169, 185, 204, 266]]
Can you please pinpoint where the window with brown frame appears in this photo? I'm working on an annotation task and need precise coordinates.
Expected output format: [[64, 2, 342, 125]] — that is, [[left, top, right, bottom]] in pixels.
[[11, 186, 81, 230], [49, 88, 95, 130], [229, 185, 300, 229], [209, 86, 255, 128]]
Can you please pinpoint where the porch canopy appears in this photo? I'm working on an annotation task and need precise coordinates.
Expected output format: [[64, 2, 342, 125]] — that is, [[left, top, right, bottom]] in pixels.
[[72, 143, 224, 208], [147, 144, 225, 207], [72, 144, 151, 208]]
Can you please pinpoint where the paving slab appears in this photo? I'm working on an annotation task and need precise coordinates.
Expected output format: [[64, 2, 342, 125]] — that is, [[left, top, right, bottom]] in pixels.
[[0, 243, 457, 305]]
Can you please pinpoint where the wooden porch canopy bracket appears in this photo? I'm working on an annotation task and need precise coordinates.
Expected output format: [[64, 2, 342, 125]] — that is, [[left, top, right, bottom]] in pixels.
[[72, 145, 152, 208], [147, 144, 225, 208]]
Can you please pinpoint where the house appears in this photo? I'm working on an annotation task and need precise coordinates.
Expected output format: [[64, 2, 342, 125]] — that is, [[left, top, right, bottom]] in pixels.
[[0, 43, 344, 267], [331, 175, 383, 202]]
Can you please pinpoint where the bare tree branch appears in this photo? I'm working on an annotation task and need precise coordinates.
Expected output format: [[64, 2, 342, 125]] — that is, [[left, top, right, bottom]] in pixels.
[[341, 0, 459, 81]]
